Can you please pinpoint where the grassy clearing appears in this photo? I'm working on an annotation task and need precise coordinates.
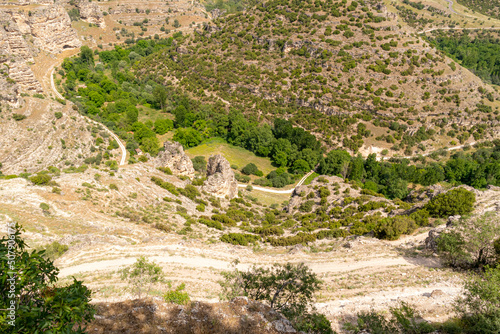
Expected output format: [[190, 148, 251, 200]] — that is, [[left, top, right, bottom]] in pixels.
[[138, 106, 174, 123], [242, 189, 290, 207], [186, 138, 276, 175]]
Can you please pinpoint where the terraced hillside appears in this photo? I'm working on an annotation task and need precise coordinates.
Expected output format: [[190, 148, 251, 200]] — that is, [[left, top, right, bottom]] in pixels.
[[134, 0, 499, 155]]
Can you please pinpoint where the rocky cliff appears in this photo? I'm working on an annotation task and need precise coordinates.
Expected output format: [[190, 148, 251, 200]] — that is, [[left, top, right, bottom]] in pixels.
[[0, 3, 80, 99], [10, 5, 81, 54], [0, 18, 42, 95], [76, 0, 105, 28], [203, 154, 238, 199], [153, 141, 195, 177]]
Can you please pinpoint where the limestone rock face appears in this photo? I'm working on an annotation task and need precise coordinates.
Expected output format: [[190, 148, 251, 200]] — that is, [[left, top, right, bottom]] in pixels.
[[77, 0, 106, 28], [11, 5, 81, 54], [0, 17, 41, 99], [202, 154, 238, 199], [153, 141, 195, 177]]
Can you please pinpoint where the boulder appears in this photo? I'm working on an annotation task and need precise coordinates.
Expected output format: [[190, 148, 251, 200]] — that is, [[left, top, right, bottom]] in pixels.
[[202, 154, 238, 199], [153, 141, 195, 177]]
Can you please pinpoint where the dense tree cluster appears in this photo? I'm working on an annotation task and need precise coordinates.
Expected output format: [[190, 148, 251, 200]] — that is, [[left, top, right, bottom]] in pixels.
[[429, 30, 500, 85]]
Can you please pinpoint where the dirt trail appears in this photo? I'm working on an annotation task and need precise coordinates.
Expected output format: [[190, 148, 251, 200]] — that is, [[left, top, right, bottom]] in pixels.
[[237, 170, 315, 194]]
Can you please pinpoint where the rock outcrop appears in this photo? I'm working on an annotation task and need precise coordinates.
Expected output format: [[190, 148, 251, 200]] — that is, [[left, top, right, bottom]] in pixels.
[[153, 141, 195, 177], [87, 297, 298, 333], [77, 0, 106, 28], [0, 17, 41, 97], [10, 5, 81, 54], [203, 154, 238, 199]]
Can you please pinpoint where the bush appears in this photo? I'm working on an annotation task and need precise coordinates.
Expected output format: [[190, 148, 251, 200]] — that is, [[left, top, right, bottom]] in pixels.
[[235, 173, 251, 183], [151, 176, 179, 195], [109, 183, 118, 190], [348, 302, 434, 334], [164, 283, 190, 305], [30, 174, 52, 185], [158, 167, 173, 175], [220, 233, 260, 246], [119, 256, 164, 298], [241, 163, 262, 176], [269, 232, 317, 246], [299, 200, 315, 213], [198, 218, 223, 230], [212, 214, 236, 226], [191, 156, 207, 173], [12, 113, 27, 121], [375, 216, 417, 240], [0, 223, 95, 332], [177, 184, 200, 200], [437, 213, 500, 269], [54, 112, 63, 119], [425, 188, 475, 218], [42, 241, 69, 260], [455, 266, 500, 333], [39, 203, 50, 212]]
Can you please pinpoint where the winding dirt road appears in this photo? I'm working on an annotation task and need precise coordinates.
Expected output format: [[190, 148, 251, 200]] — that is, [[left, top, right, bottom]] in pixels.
[[237, 170, 315, 194]]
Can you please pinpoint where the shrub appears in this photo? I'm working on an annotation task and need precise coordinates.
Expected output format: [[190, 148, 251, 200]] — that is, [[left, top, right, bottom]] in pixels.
[[119, 256, 164, 298], [198, 218, 223, 230], [351, 302, 434, 334], [299, 200, 315, 213], [12, 113, 27, 121], [191, 156, 207, 173], [151, 176, 179, 196], [39, 203, 50, 212], [437, 213, 500, 269], [220, 233, 260, 246], [54, 112, 63, 119], [269, 232, 317, 246], [42, 241, 69, 260], [241, 163, 262, 176], [375, 216, 417, 240], [455, 266, 500, 333], [158, 167, 173, 175], [235, 173, 251, 183], [30, 174, 52, 185], [109, 183, 118, 190], [425, 188, 475, 218], [0, 223, 95, 332], [212, 214, 236, 226], [164, 283, 190, 305]]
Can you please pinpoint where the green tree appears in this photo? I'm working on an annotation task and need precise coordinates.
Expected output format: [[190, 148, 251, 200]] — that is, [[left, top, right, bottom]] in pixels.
[[153, 85, 168, 111], [0, 223, 95, 333], [79, 45, 95, 67], [173, 128, 202, 148], [425, 188, 476, 218], [455, 266, 500, 333], [318, 150, 351, 177], [154, 119, 174, 135], [120, 256, 164, 298], [219, 262, 332, 333], [292, 159, 310, 173], [437, 213, 500, 269], [241, 163, 261, 176], [140, 136, 160, 155], [191, 156, 207, 173]]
